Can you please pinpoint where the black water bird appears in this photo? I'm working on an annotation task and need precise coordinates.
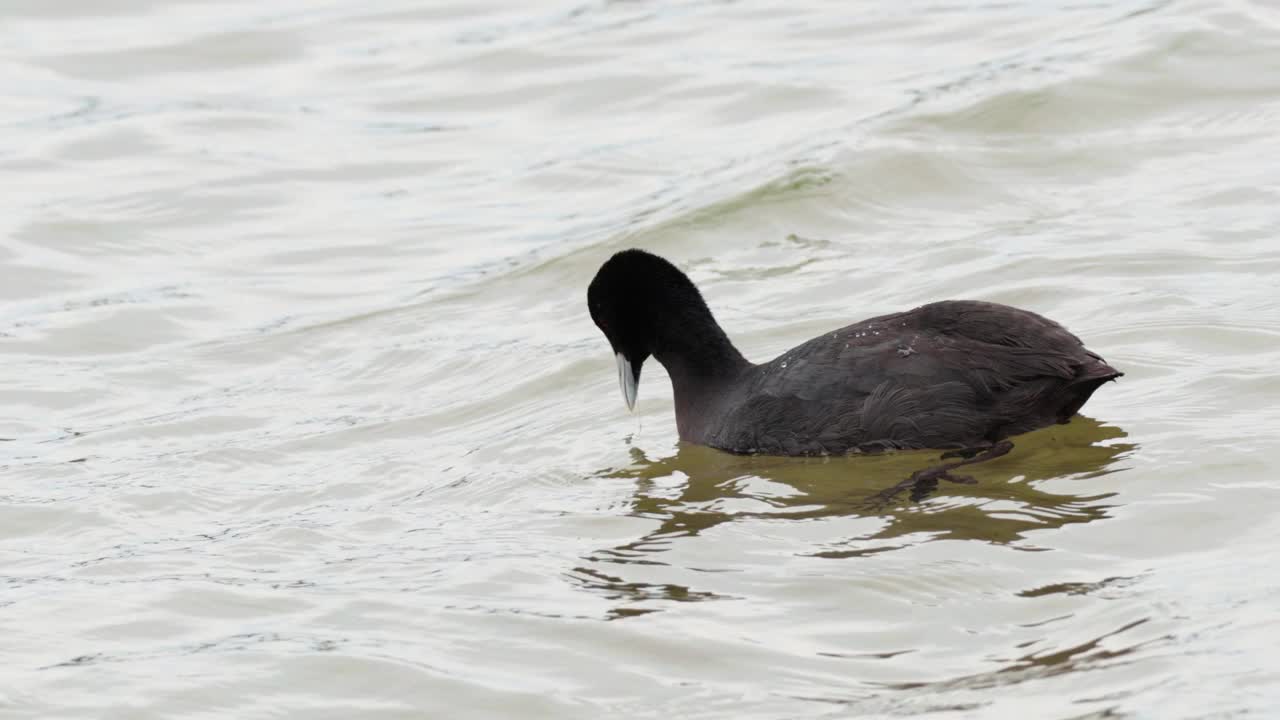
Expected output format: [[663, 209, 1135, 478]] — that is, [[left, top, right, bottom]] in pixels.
[[587, 249, 1122, 500]]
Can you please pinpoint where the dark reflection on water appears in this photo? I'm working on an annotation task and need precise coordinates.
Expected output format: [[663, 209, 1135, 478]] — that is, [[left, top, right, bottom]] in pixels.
[[791, 616, 1160, 715], [564, 566, 722, 620], [573, 417, 1133, 615], [881, 617, 1158, 692], [793, 616, 1167, 713]]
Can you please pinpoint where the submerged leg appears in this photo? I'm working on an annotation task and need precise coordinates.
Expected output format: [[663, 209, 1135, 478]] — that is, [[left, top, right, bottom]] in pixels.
[[940, 442, 994, 460], [864, 440, 1014, 508]]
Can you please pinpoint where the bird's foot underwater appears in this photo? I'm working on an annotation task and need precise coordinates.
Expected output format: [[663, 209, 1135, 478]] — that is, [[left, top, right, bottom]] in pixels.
[[939, 443, 994, 460], [862, 467, 976, 508], [862, 440, 1015, 509]]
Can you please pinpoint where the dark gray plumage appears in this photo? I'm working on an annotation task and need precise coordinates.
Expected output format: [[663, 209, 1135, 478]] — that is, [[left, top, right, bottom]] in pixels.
[[588, 249, 1121, 458]]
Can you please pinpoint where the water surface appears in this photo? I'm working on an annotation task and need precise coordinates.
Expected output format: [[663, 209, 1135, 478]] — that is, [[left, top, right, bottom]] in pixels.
[[3, 0, 1280, 717]]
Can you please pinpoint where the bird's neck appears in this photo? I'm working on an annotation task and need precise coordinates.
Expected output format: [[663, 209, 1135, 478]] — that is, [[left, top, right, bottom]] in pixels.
[[651, 313, 750, 442]]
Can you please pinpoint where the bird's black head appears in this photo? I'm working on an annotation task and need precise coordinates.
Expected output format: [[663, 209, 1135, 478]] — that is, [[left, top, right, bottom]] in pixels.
[[587, 248, 708, 411]]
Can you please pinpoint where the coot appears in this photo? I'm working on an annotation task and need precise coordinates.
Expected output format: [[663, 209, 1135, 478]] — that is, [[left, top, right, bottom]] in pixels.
[[587, 249, 1120, 493]]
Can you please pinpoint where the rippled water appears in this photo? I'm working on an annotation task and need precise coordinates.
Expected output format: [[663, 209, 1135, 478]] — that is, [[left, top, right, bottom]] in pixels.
[[4, 0, 1280, 717]]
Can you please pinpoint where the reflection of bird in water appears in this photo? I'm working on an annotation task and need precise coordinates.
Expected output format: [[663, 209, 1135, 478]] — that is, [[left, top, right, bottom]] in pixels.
[[570, 416, 1132, 616]]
